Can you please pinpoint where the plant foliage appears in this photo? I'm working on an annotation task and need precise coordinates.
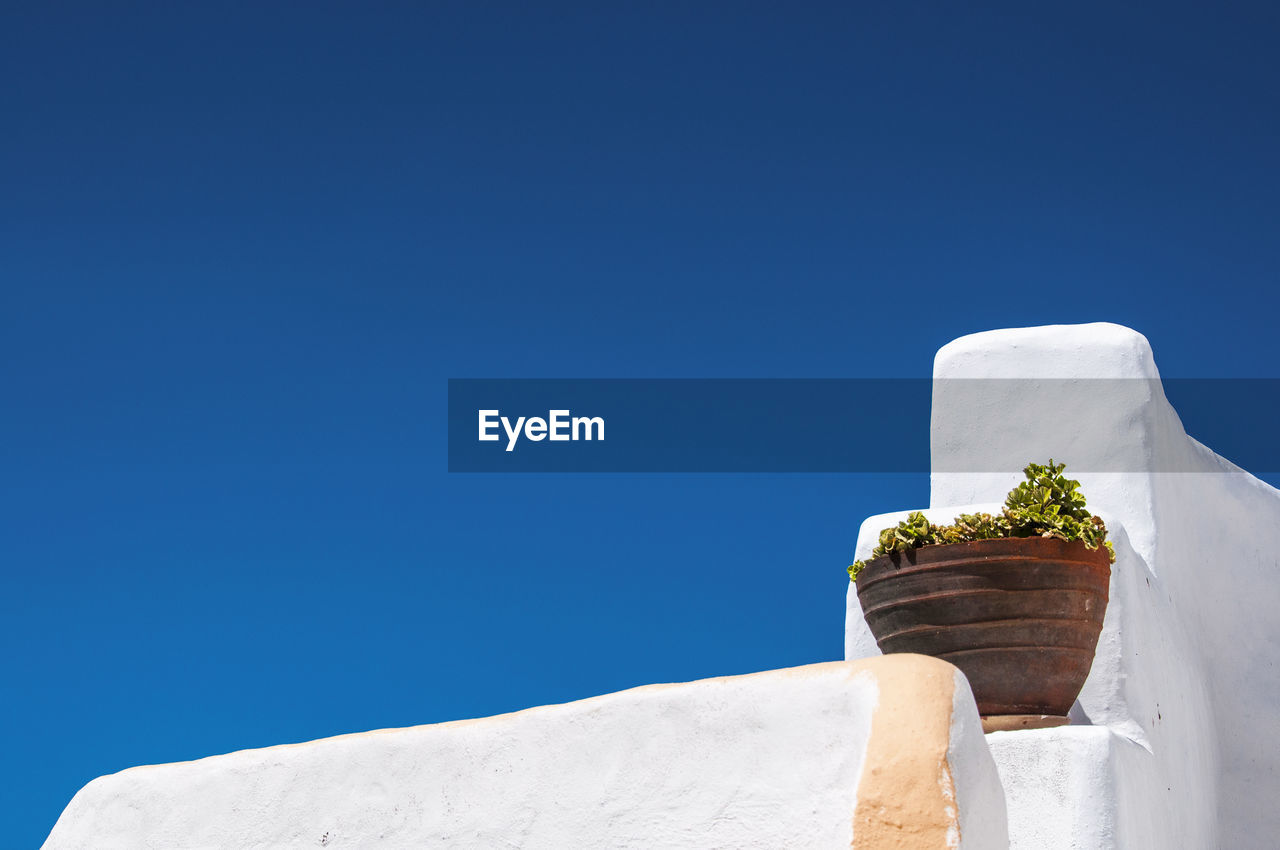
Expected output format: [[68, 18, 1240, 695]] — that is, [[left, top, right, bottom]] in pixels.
[[847, 460, 1115, 581]]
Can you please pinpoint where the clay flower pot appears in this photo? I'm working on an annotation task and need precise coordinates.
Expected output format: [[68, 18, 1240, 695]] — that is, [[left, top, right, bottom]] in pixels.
[[855, 536, 1110, 730]]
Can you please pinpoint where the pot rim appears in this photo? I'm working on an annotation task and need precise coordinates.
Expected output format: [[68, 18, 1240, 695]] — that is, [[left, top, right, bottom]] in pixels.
[[855, 535, 1111, 591]]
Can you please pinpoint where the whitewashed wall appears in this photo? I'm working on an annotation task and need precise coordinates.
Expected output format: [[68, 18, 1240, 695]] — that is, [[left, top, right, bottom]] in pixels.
[[847, 322, 1280, 849], [43, 656, 1007, 849]]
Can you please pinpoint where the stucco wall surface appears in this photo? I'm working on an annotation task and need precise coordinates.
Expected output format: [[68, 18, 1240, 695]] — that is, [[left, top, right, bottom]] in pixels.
[[44, 657, 1008, 850], [847, 322, 1280, 849]]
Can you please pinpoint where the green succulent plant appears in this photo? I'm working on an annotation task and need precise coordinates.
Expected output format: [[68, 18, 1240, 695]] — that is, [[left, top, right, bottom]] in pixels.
[[847, 460, 1115, 581]]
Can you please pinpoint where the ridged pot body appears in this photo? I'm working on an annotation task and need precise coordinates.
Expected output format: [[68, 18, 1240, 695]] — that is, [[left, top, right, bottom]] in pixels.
[[855, 537, 1111, 717]]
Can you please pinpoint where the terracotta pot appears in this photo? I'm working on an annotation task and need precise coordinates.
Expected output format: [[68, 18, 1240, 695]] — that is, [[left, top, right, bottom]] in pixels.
[[855, 536, 1110, 720]]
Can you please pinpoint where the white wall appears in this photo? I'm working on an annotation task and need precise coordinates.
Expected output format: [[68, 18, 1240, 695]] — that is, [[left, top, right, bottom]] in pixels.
[[848, 322, 1280, 849], [43, 657, 1008, 849]]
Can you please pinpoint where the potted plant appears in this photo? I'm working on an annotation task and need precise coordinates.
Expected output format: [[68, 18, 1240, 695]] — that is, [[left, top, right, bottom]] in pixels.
[[848, 461, 1115, 731]]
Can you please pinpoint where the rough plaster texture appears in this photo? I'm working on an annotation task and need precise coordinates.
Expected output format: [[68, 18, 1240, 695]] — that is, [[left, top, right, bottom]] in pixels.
[[44, 657, 1008, 850], [847, 322, 1280, 849]]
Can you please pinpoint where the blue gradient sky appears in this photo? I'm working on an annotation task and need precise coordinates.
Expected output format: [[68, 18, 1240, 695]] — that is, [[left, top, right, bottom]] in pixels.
[[5, 2, 1280, 845]]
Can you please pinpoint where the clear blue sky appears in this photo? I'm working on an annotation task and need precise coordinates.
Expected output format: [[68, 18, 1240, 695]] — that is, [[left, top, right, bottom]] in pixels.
[[4, 2, 1279, 845]]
